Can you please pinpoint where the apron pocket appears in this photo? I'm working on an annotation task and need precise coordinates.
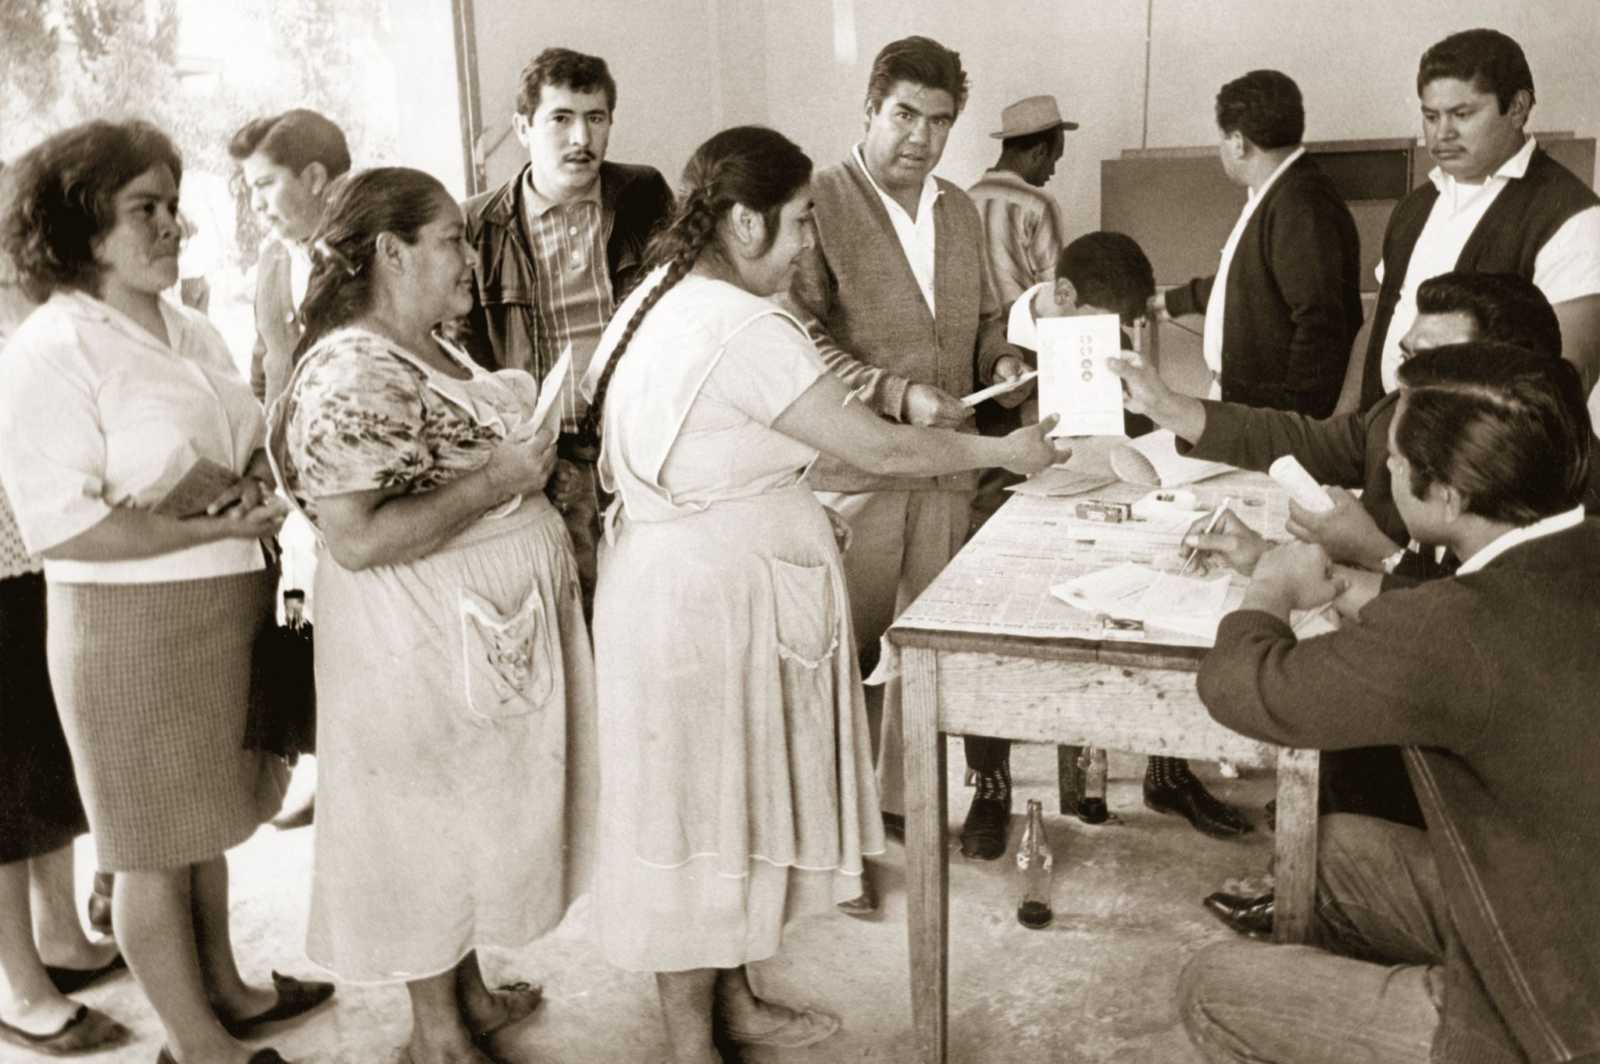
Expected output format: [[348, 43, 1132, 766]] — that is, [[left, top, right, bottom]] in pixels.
[[769, 557, 838, 669], [460, 584, 557, 721]]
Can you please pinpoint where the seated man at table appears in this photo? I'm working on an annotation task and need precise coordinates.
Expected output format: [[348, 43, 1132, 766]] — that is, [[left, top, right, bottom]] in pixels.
[[1115, 273, 1587, 855], [1007, 232, 1250, 839], [1179, 343, 1600, 1064]]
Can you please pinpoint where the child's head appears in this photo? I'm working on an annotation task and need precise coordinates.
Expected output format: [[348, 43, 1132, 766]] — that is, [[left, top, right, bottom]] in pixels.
[[1051, 232, 1154, 325]]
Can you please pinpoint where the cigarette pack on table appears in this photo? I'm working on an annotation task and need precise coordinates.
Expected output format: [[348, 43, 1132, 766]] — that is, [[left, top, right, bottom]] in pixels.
[[1074, 500, 1131, 523]]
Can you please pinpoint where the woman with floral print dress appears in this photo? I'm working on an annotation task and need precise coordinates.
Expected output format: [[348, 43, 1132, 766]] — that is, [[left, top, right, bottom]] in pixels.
[[269, 167, 597, 1064]]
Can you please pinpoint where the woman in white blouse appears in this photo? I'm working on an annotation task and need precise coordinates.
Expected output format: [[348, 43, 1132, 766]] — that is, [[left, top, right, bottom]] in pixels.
[[0, 120, 331, 1064]]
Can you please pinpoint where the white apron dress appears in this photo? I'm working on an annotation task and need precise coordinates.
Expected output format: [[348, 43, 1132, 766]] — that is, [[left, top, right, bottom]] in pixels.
[[587, 271, 885, 972], [272, 327, 598, 983]]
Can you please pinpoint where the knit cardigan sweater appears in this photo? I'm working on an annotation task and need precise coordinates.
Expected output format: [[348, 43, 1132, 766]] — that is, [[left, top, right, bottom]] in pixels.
[[780, 152, 1018, 494]]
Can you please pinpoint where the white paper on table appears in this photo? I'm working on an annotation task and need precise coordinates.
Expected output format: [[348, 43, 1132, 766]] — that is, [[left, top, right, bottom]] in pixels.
[[530, 343, 573, 436], [1050, 562, 1158, 615], [1109, 429, 1234, 487], [1036, 314, 1126, 437]]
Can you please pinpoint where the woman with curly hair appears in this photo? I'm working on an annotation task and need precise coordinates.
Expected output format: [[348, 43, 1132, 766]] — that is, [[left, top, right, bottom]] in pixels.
[[583, 125, 1069, 1063], [0, 120, 332, 1064]]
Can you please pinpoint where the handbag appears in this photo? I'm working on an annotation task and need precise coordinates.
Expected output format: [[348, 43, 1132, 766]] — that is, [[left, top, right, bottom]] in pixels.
[[244, 588, 316, 760]]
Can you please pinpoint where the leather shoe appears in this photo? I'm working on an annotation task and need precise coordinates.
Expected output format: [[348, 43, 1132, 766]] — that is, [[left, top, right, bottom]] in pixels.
[[1202, 891, 1275, 940], [1143, 773, 1253, 838], [835, 872, 877, 918], [157, 1050, 289, 1063], [220, 972, 335, 1038], [959, 794, 1011, 860]]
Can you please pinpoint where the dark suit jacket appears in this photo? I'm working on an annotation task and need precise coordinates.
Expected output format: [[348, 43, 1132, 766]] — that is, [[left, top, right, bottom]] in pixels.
[[1201, 521, 1600, 1064], [452, 160, 674, 379], [1183, 392, 1404, 543], [1167, 155, 1363, 417]]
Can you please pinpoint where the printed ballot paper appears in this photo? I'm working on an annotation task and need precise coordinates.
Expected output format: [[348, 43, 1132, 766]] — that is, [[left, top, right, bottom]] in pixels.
[[1052, 561, 1341, 642], [1036, 313, 1126, 437]]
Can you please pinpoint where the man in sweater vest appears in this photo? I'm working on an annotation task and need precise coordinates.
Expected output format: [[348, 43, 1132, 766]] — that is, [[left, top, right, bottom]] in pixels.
[[1151, 70, 1362, 418], [1179, 344, 1600, 1064], [1359, 28, 1600, 411], [781, 35, 1033, 882]]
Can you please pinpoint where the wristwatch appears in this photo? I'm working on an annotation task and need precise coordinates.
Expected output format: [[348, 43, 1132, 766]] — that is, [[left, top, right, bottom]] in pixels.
[[1379, 547, 1407, 575]]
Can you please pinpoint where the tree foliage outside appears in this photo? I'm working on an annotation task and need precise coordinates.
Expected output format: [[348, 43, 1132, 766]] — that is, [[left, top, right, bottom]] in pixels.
[[0, 0, 400, 269]]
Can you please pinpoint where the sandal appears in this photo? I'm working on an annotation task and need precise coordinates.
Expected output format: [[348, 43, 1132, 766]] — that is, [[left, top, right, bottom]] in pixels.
[[45, 952, 128, 995], [470, 981, 544, 1038], [220, 971, 335, 1038], [0, 1004, 130, 1056], [723, 1006, 840, 1049]]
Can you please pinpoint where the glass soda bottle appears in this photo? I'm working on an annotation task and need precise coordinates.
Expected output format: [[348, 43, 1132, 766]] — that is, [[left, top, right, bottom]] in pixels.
[[1015, 799, 1054, 929], [1076, 747, 1109, 824]]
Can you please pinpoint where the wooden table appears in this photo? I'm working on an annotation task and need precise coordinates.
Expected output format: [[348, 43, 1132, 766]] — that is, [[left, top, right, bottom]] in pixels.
[[884, 468, 1321, 1064]]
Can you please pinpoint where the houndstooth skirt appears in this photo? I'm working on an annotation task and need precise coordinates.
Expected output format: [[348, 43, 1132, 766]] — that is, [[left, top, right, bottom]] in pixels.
[[46, 571, 288, 871]]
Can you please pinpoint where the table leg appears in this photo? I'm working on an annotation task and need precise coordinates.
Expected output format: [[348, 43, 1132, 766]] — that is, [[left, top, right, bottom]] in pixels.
[[1272, 747, 1321, 943], [901, 645, 948, 1064]]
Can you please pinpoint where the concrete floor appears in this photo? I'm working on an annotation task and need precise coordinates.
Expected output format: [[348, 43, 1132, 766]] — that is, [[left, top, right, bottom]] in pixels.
[[56, 744, 1276, 1064]]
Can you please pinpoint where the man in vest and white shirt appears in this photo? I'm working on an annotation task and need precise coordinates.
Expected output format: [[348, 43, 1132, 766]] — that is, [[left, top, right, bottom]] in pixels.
[[1357, 28, 1600, 414]]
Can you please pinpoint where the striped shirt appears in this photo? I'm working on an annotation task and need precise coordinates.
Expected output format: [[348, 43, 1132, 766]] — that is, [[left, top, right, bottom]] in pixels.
[[521, 176, 615, 433], [967, 168, 1067, 307]]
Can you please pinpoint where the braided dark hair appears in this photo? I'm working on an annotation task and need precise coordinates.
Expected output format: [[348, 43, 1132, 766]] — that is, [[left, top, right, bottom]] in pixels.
[[582, 125, 812, 438], [291, 166, 448, 362]]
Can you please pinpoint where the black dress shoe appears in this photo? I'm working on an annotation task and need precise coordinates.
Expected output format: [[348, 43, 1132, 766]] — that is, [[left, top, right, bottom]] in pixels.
[[1202, 891, 1275, 939], [220, 972, 335, 1038], [959, 793, 1011, 860], [45, 951, 127, 994], [1143, 769, 1253, 839]]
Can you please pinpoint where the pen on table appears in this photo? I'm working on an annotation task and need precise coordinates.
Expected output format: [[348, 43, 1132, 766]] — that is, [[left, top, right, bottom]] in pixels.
[[1177, 496, 1232, 577]]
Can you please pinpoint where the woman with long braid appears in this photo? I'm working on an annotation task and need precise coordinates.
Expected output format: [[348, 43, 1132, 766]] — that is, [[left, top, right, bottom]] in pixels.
[[582, 126, 1069, 1064], [269, 167, 595, 1064]]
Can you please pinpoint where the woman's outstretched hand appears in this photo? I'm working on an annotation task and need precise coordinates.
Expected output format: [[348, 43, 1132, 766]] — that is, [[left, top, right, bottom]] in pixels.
[[1002, 415, 1073, 475]]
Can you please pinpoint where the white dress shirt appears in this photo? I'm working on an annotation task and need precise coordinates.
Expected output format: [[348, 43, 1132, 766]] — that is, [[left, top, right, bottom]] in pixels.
[[853, 143, 941, 313], [1378, 137, 1600, 392], [1455, 504, 1585, 575], [0, 290, 267, 584], [1201, 146, 1306, 399]]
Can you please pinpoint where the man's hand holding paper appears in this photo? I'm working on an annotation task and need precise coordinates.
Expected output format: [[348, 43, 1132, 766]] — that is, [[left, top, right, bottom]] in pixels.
[[903, 381, 971, 428]]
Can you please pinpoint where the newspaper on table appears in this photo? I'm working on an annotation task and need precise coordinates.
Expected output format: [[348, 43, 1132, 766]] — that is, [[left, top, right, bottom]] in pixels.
[[892, 472, 1308, 645], [1036, 313, 1126, 437]]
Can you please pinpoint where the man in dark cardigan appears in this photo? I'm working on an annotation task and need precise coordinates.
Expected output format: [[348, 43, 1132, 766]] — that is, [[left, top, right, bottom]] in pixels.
[[1179, 344, 1600, 1064], [1151, 69, 1361, 418]]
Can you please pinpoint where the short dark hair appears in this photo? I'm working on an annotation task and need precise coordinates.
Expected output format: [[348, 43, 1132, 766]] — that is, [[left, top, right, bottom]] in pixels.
[[1, 119, 183, 302], [1001, 126, 1062, 157], [516, 48, 617, 117], [1055, 232, 1155, 325], [1395, 341, 1590, 525], [866, 36, 969, 114], [1416, 271, 1561, 357], [1215, 70, 1304, 150], [1417, 28, 1535, 112], [227, 109, 351, 179]]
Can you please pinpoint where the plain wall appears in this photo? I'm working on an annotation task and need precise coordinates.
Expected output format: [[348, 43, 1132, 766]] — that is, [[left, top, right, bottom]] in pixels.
[[469, 0, 1599, 236]]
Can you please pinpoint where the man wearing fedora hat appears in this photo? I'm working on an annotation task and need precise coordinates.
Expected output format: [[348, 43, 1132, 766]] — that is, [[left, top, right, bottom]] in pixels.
[[969, 95, 1076, 307]]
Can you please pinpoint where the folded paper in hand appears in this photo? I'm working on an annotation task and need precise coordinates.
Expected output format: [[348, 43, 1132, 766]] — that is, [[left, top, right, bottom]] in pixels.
[[529, 343, 572, 437], [1109, 430, 1233, 487], [153, 458, 240, 518], [1036, 314, 1126, 437]]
